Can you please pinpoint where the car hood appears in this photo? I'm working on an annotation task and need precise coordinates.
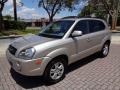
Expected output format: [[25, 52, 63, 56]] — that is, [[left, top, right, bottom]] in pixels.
[[11, 34, 55, 50]]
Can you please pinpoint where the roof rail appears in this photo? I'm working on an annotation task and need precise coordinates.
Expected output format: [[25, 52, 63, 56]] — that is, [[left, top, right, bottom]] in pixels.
[[61, 15, 105, 20], [61, 16, 79, 19]]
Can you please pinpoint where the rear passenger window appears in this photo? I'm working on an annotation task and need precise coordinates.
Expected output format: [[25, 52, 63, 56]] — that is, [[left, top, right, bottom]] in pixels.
[[73, 20, 88, 35], [89, 20, 105, 33]]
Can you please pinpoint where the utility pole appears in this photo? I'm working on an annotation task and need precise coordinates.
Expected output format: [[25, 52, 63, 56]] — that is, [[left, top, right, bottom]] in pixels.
[[13, 0, 17, 21]]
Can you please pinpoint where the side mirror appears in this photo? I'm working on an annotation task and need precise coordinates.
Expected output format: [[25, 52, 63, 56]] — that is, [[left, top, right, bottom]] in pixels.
[[71, 31, 83, 37]]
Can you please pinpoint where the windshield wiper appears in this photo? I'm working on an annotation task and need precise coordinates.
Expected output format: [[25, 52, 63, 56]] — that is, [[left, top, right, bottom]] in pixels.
[[38, 33, 62, 39]]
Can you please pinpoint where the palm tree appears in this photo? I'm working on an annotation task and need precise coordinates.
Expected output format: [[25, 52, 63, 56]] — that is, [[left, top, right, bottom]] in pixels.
[[13, 0, 17, 21], [0, 0, 8, 31]]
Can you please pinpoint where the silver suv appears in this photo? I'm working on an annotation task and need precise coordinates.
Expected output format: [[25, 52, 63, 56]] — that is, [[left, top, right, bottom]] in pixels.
[[6, 18, 111, 83]]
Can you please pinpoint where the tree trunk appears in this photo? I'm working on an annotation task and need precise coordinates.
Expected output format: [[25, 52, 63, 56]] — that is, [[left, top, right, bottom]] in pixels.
[[106, 14, 110, 25], [13, 0, 17, 21], [49, 15, 54, 23], [0, 11, 4, 32], [111, 15, 117, 30]]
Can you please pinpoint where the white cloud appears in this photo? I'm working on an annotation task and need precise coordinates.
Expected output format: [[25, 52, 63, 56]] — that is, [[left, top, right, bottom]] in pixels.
[[3, 3, 42, 19], [17, 6, 41, 19], [4, 0, 42, 19], [6, 0, 13, 6], [4, 6, 41, 19], [4, 0, 80, 19], [6, 0, 21, 6]]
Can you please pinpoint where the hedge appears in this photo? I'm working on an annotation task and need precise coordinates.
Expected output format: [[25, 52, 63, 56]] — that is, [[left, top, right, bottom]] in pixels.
[[4, 20, 27, 30], [117, 17, 120, 26]]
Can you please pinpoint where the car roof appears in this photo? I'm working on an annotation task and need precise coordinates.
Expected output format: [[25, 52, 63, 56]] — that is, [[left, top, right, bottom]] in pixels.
[[61, 18, 105, 22]]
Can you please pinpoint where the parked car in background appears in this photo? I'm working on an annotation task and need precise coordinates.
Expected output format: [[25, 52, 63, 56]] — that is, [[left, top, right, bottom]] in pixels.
[[6, 18, 111, 83]]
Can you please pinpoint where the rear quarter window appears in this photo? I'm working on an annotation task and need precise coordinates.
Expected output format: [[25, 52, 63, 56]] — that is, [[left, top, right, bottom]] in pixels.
[[89, 20, 106, 33]]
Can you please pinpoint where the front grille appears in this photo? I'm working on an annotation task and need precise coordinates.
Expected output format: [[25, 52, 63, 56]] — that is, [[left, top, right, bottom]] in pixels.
[[8, 45, 17, 55]]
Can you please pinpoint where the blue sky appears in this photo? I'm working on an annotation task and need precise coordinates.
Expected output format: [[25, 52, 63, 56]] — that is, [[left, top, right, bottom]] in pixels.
[[3, 0, 87, 19]]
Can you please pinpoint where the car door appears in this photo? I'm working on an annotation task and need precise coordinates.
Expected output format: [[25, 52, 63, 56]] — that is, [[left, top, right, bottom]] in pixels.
[[70, 20, 92, 62], [87, 20, 106, 54]]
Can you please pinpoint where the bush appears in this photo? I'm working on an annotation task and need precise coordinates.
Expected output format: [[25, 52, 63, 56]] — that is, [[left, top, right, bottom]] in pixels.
[[4, 20, 27, 30]]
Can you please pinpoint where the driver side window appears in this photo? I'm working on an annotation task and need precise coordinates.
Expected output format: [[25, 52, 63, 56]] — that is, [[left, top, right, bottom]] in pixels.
[[73, 20, 89, 35]]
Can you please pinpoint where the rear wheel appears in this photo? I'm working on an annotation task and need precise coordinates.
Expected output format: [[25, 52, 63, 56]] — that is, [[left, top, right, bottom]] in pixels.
[[43, 58, 67, 83]]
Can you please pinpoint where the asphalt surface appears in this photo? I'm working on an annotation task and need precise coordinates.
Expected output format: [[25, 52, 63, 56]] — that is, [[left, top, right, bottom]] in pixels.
[[0, 37, 120, 90]]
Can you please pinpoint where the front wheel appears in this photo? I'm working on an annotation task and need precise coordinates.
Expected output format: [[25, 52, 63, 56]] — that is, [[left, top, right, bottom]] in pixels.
[[100, 42, 110, 57], [43, 58, 67, 83]]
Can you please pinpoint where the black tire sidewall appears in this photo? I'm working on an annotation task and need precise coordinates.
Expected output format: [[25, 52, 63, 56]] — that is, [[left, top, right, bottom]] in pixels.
[[44, 58, 67, 83], [101, 43, 110, 57]]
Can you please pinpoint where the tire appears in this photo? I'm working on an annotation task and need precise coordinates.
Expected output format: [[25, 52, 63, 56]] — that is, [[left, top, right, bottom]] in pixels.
[[100, 42, 110, 57], [43, 57, 67, 83]]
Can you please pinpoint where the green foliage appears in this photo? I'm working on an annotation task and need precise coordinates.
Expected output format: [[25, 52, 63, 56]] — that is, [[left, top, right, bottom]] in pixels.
[[78, 0, 107, 19], [65, 0, 82, 10], [78, 5, 94, 17], [0, 29, 40, 36], [3, 15, 13, 20], [4, 20, 27, 30]]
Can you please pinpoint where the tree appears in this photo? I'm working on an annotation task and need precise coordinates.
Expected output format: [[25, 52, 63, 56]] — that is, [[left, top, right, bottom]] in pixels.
[[79, 0, 120, 30], [100, 0, 120, 30], [38, 0, 80, 22], [13, 0, 23, 21], [79, 0, 107, 20], [13, 0, 17, 21], [0, 0, 8, 31], [78, 4, 94, 17]]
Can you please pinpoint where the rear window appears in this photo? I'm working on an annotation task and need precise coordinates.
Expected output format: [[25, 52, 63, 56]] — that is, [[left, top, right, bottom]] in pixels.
[[89, 20, 105, 33]]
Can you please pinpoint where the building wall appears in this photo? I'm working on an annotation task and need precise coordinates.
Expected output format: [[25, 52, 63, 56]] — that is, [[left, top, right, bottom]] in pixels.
[[24, 18, 57, 27]]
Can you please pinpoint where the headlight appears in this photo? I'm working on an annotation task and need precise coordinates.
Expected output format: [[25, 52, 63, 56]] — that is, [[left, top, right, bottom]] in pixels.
[[18, 47, 35, 60]]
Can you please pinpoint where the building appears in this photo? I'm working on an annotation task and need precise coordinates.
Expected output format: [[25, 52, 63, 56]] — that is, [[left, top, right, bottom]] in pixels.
[[21, 18, 57, 27]]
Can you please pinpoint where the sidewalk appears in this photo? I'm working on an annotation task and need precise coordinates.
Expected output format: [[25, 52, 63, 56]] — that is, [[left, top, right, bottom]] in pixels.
[[0, 44, 120, 90], [0, 35, 22, 39], [111, 36, 120, 44]]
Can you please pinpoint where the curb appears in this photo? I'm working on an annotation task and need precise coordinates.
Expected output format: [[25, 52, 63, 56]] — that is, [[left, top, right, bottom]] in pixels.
[[0, 35, 23, 39], [112, 31, 120, 33]]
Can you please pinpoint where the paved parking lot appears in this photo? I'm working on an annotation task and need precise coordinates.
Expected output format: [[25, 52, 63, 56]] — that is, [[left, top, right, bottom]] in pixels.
[[0, 38, 120, 90]]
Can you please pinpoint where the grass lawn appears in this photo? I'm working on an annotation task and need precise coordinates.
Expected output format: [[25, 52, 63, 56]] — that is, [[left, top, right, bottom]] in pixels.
[[0, 29, 40, 36]]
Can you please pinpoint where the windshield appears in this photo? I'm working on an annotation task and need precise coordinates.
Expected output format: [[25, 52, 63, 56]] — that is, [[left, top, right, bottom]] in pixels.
[[38, 20, 74, 38]]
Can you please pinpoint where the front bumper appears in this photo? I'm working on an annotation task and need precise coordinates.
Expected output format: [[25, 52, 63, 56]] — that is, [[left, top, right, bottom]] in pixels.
[[6, 50, 51, 76]]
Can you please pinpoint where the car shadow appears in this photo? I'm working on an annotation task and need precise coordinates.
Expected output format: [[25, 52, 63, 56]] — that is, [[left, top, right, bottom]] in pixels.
[[10, 53, 101, 89], [10, 69, 45, 88], [67, 53, 100, 74]]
